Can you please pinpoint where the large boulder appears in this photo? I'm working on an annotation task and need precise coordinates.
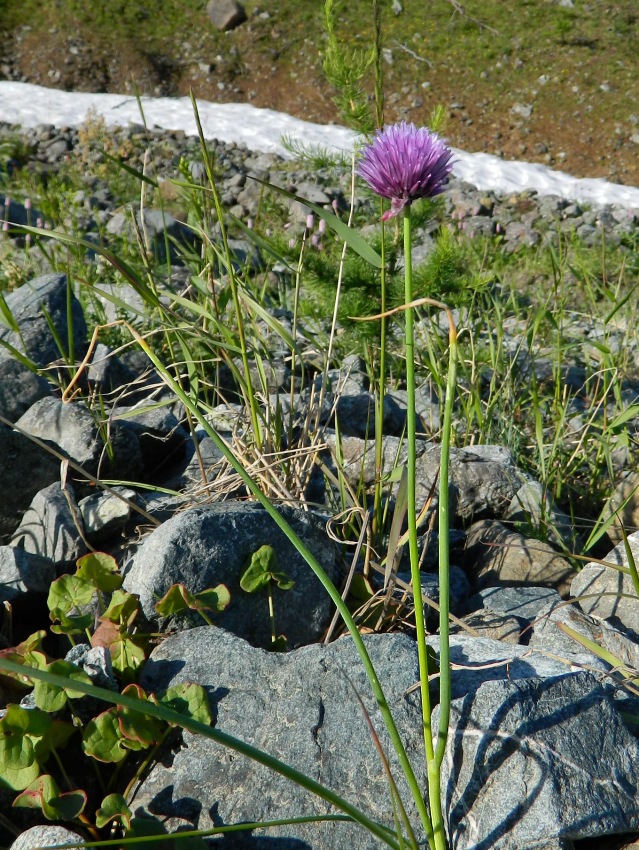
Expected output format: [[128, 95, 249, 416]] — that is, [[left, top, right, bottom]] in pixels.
[[123, 502, 339, 648], [435, 674, 639, 849], [136, 628, 428, 850]]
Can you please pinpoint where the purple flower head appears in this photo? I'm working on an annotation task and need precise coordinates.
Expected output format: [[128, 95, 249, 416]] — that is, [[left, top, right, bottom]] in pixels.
[[357, 122, 455, 221]]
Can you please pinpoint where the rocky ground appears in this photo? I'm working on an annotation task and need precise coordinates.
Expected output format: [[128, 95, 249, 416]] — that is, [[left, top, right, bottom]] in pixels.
[[1, 22, 639, 846], [1, 0, 639, 186]]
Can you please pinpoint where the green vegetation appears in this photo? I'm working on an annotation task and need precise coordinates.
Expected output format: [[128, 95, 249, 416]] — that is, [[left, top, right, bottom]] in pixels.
[[1, 0, 638, 180], [0, 2, 638, 848]]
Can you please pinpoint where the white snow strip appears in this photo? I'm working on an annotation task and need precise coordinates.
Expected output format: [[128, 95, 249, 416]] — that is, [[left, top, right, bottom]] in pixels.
[[1, 81, 638, 210]]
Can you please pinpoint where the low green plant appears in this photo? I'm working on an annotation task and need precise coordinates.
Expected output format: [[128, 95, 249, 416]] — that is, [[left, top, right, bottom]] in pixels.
[[0, 551, 229, 838], [240, 544, 295, 650]]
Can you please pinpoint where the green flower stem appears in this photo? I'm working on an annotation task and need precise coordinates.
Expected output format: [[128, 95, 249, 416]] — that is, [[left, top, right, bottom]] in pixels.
[[123, 323, 436, 850], [403, 207, 448, 850], [373, 210, 387, 543], [434, 321, 457, 771]]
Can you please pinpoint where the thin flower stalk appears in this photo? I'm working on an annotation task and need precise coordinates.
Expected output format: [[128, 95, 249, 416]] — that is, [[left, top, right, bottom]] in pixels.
[[358, 121, 456, 850]]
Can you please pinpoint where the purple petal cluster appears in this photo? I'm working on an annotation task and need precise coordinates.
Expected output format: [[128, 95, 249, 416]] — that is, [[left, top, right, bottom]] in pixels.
[[356, 122, 455, 220]]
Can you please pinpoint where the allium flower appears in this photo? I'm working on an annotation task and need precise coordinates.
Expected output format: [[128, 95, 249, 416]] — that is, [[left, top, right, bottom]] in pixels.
[[356, 122, 455, 220]]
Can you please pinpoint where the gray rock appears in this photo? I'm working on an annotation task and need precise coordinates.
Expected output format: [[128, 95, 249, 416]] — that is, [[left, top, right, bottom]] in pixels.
[[0, 546, 55, 601], [113, 403, 188, 474], [505, 479, 577, 551], [451, 610, 525, 644], [601, 470, 639, 544], [571, 530, 639, 637], [106, 208, 198, 264], [0, 359, 50, 422], [467, 585, 562, 622], [530, 598, 639, 670], [79, 487, 138, 543], [205, 0, 247, 31], [415, 445, 526, 521], [65, 643, 116, 692], [0, 425, 61, 539], [396, 566, 471, 627], [464, 520, 574, 596], [122, 502, 338, 648], [10, 826, 84, 850], [324, 432, 430, 488], [159, 434, 227, 491], [11, 482, 88, 566], [0, 273, 87, 368], [16, 396, 143, 481], [86, 343, 137, 394], [434, 674, 639, 849], [426, 634, 603, 700], [136, 628, 428, 850]]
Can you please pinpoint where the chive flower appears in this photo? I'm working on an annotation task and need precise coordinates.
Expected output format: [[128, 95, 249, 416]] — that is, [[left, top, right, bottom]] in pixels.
[[356, 122, 455, 220]]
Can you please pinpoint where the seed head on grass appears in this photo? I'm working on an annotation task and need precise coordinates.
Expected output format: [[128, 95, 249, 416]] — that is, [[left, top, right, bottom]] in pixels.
[[356, 121, 455, 220]]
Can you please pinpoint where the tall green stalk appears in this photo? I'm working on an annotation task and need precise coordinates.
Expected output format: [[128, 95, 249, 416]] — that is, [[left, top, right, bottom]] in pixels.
[[403, 207, 454, 850]]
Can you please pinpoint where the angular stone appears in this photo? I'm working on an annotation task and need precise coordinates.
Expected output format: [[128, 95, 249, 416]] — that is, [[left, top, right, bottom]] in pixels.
[[466, 585, 562, 622], [464, 520, 574, 596], [434, 674, 639, 849], [113, 403, 188, 475], [0, 359, 50, 423], [205, 0, 247, 31], [135, 628, 428, 850], [505, 479, 577, 551], [426, 634, 604, 700], [0, 273, 87, 368], [530, 598, 639, 670], [415, 445, 526, 521], [16, 396, 143, 481], [571, 530, 639, 637], [79, 487, 137, 543], [601, 471, 639, 545], [451, 609, 525, 644], [0, 546, 55, 601], [0, 425, 60, 539], [11, 482, 88, 566], [123, 502, 339, 649], [106, 208, 198, 264]]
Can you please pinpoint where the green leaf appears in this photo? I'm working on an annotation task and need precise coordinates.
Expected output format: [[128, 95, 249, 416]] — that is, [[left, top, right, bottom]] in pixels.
[[32, 661, 92, 712], [124, 816, 172, 850], [0, 705, 49, 791], [109, 635, 147, 682], [193, 585, 231, 613], [13, 774, 86, 821], [49, 609, 93, 637], [82, 709, 129, 763], [270, 571, 295, 591], [47, 574, 95, 617], [155, 583, 231, 617], [156, 682, 212, 727], [240, 545, 277, 593], [101, 589, 140, 628], [96, 793, 133, 830], [117, 684, 165, 747], [33, 720, 76, 763], [76, 552, 123, 593]]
